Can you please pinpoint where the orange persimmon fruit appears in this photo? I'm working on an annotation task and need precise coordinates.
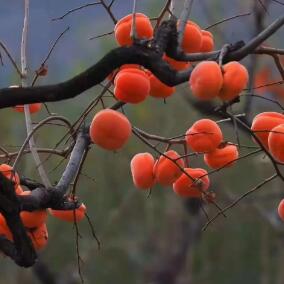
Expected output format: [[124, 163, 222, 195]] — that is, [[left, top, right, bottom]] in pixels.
[[278, 199, 284, 221], [14, 103, 42, 114], [154, 150, 185, 186], [114, 13, 153, 46], [268, 124, 284, 162], [114, 68, 150, 103], [218, 61, 249, 101], [130, 152, 155, 190], [0, 214, 12, 241], [163, 55, 191, 71], [189, 61, 223, 100], [186, 119, 223, 153], [49, 203, 86, 223], [251, 112, 284, 149], [173, 168, 210, 198], [20, 191, 48, 229], [148, 72, 175, 99], [180, 21, 202, 53], [9, 85, 42, 114], [200, 30, 214, 52], [28, 223, 48, 250], [0, 164, 20, 186], [204, 144, 239, 169], [89, 109, 132, 151]]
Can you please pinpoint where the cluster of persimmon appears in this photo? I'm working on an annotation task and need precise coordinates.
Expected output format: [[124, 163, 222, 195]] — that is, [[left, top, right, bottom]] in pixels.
[[108, 14, 216, 102], [250, 112, 284, 221], [189, 60, 249, 101], [0, 164, 86, 251], [130, 119, 239, 198]]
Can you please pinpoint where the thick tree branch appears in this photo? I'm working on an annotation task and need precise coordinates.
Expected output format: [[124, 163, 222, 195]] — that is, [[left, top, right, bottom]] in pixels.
[[0, 15, 282, 109]]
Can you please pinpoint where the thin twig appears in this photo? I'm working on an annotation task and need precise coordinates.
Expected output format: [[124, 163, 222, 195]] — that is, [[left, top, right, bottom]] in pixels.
[[203, 174, 278, 231], [0, 41, 22, 77], [52, 2, 101, 21], [31, 26, 70, 86], [205, 12, 252, 30]]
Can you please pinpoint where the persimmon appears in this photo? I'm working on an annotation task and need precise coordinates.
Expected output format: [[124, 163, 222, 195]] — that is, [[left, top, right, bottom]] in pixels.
[[107, 64, 141, 82], [189, 61, 223, 100], [9, 85, 42, 114], [278, 199, 284, 221], [0, 164, 20, 186], [268, 124, 284, 162], [114, 68, 150, 103], [130, 152, 155, 190], [20, 191, 48, 229], [253, 67, 272, 95], [251, 112, 284, 148], [114, 13, 153, 46], [14, 103, 42, 114], [148, 72, 175, 99], [89, 109, 132, 151], [218, 61, 249, 101], [154, 150, 185, 186], [200, 30, 214, 52], [163, 55, 191, 71], [15, 185, 23, 195], [186, 119, 223, 152], [180, 21, 202, 53], [49, 203, 86, 223], [173, 168, 210, 198], [0, 214, 12, 241], [28, 223, 48, 250], [204, 144, 239, 169]]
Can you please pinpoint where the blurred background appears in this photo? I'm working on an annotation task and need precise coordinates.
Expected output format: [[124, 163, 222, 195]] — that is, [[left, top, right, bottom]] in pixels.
[[0, 0, 284, 283]]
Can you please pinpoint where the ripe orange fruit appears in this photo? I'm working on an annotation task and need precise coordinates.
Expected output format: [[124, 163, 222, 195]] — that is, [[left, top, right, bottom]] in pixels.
[[20, 191, 48, 229], [14, 103, 42, 114], [130, 152, 155, 190], [9, 85, 42, 114], [204, 144, 239, 169], [15, 185, 24, 195], [180, 21, 202, 53], [163, 55, 191, 71], [0, 164, 20, 186], [200, 30, 214, 52], [173, 168, 210, 198], [189, 61, 223, 100], [186, 119, 223, 152], [114, 13, 153, 46], [278, 199, 284, 221], [148, 72, 175, 99], [218, 61, 249, 101], [268, 124, 284, 162], [0, 214, 12, 241], [28, 223, 48, 250], [114, 68, 150, 103], [49, 203, 86, 223], [251, 112, 284, 149], [89, 109, 132, 151], [154, 150, 185, 186]]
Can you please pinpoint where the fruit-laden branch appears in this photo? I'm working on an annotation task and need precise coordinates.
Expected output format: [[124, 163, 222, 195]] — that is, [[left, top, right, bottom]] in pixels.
[[0, 15, 283, 108], [0, 128, 90, 267], [0, 173, 37, 267], [18, 128, 91, 211]]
